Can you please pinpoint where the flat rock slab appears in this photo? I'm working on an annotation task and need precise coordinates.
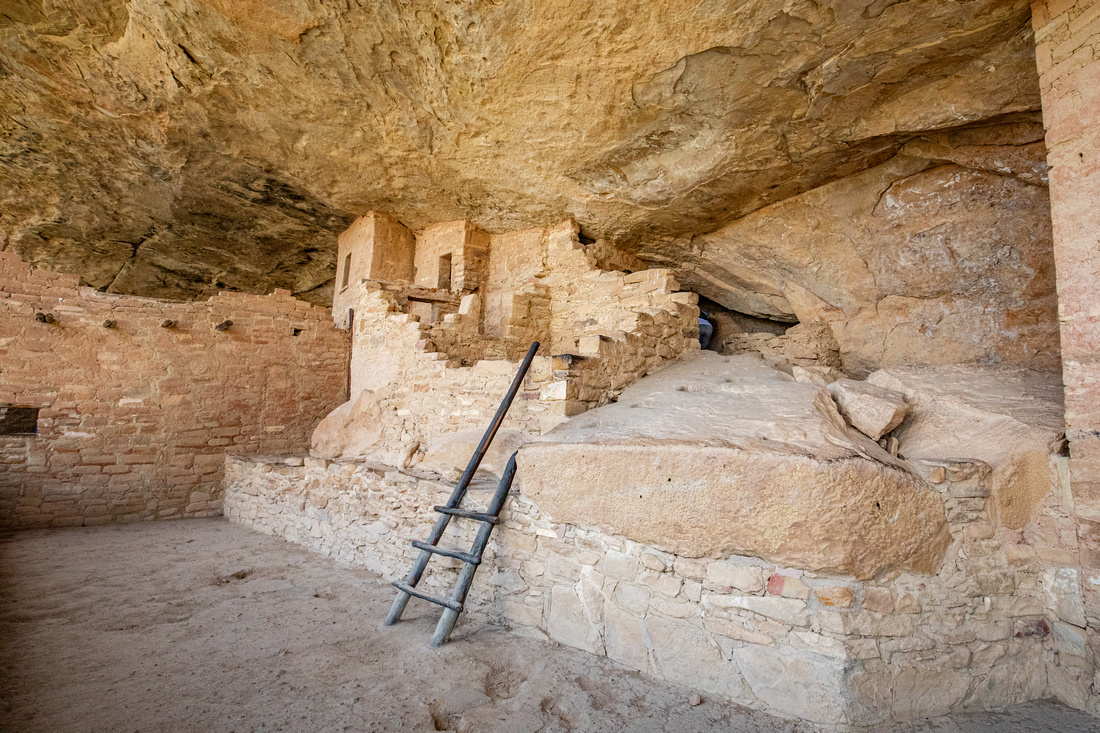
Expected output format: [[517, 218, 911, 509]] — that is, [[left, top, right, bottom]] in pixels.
[[518, 353, 949, 579]]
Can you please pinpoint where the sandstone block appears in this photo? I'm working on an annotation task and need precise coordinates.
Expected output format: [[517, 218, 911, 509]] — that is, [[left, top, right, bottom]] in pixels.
[[706, 562, 766, 593], [1044, 567, 1087, 628], [792, 364, 844, 386], [596, 552, 639, 582], [603, 604, 649, 673], [767, 573, 810, 599], [862, 587, 894, 614], [702, 616, 776, 646], [519, 354, 948, 579], [815, 587, 854, 608], [539, 380, 572, 401], [673, 557, 706, 581], [732, 645, 848, 724], [645, 615, 744, 699], [711, 595, 810, 627], [827, 379, 908, 440], [612, 583, 651, 615], [790, 631, 846, 660], [891, 667, 970, 720]]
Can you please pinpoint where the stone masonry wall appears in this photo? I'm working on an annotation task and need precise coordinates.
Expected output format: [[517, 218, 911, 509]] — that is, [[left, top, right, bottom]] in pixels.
[[1032, 0, 1100, 714], [0, 251, 348, 529], [336, 219, 700, 462], [483, 226, 549, 340], [225, 453, 1073, 727], [542, 221, 697, 356], [341, 284, 559, 465], [413, 220, 490, 292]]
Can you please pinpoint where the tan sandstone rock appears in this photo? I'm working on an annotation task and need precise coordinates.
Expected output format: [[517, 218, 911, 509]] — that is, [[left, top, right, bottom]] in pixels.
[[867, 365, 1064, 529], [827, 379, 909, 441], [310, 390, 383, 460], [517, 353, 949, 579], [792, 365, 845, 387], [1, 1, 1041, 308], [421, 429, 530, 482], [680, 137, 1058, 375]]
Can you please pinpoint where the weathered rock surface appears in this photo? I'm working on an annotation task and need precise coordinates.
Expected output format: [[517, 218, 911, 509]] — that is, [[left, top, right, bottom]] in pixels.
[[828, 379, 909, 441], [868, 365, 1064, 529], [722, 319, 842, 371], [653, 133, 1059, 375], [310, 390, 382, 460], [517, 353, 950, 578], [0, 1, 1040, 304], [420, 428, 529, 481]]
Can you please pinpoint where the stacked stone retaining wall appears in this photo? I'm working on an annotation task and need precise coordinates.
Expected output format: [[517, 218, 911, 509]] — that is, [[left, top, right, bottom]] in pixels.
[[225, 452, 1084, 726]]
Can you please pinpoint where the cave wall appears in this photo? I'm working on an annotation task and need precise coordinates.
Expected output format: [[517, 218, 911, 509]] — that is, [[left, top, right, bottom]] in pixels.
[[0, 251, 348, 529], [668, 115, 1060, 375]]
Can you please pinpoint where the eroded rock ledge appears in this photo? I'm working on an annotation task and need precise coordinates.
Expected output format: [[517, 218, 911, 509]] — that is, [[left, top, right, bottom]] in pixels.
[[0, 0, 1040, 302], [517, 353, 950, 578]]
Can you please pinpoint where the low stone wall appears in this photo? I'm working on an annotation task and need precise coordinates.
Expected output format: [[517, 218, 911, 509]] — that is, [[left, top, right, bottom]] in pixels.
[[224, 453, 1082, 727], [0, 251, 348, 529]]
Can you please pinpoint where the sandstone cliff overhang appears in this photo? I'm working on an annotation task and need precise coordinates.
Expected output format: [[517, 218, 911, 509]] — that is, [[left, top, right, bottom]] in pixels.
[[0, 0, 1040, 302], [517, 353, 950, 579]]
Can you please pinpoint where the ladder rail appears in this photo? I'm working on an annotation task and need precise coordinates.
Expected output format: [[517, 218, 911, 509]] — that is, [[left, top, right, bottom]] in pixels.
[[430, 452, 518, 647], [384, 342, 539, 627]]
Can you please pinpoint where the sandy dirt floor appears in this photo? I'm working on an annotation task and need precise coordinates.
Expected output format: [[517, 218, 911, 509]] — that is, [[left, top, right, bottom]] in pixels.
[[1, 519, 1098, 733]]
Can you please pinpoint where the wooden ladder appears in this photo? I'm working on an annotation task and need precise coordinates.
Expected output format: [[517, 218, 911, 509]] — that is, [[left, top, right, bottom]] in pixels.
[[384, 342, 539, 646]]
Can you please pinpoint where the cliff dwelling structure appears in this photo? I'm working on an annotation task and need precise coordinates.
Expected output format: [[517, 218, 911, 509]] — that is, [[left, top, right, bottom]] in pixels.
[[3, 0, 1100, 730]]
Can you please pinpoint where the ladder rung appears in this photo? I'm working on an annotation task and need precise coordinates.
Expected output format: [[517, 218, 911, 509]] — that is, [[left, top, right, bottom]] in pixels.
[[433, 505, 500, 524], [391, 581, 463, 612], [412, 540, 481, 565]]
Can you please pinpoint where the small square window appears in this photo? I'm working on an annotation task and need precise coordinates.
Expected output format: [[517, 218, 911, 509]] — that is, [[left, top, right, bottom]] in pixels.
[[0, 406, 39, 435]]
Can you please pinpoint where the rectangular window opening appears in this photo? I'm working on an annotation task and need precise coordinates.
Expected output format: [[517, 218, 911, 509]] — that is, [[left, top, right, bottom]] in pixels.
[[0, 406, 40, 435], [437, 253, 453, 291], [340, 253, 353, 291]]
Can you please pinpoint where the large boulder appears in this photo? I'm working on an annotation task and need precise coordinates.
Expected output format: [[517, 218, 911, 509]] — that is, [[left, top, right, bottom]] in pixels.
[[868, 366, 1064, 529], [309, 390, 383, 460], [517, 352, 949, 579], [420, 429, 530, 482]]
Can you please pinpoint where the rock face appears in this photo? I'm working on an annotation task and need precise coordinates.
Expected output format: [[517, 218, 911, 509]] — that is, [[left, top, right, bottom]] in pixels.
[[827, 379, 909, 441], [517, 353, 950, 579], [420, 428, 528, 482], [0, 0, 1041, 305], [867, 366, 1065, 530], [310, 390, 383, 460], [655, 132, 1059, 374]]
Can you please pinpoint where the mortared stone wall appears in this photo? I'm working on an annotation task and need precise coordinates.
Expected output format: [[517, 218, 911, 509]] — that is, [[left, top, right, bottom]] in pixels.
[[0, 250, 348, 529]]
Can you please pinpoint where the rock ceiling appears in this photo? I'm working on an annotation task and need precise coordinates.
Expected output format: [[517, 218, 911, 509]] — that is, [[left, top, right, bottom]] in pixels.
[[0, 0, 1040, 304]]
